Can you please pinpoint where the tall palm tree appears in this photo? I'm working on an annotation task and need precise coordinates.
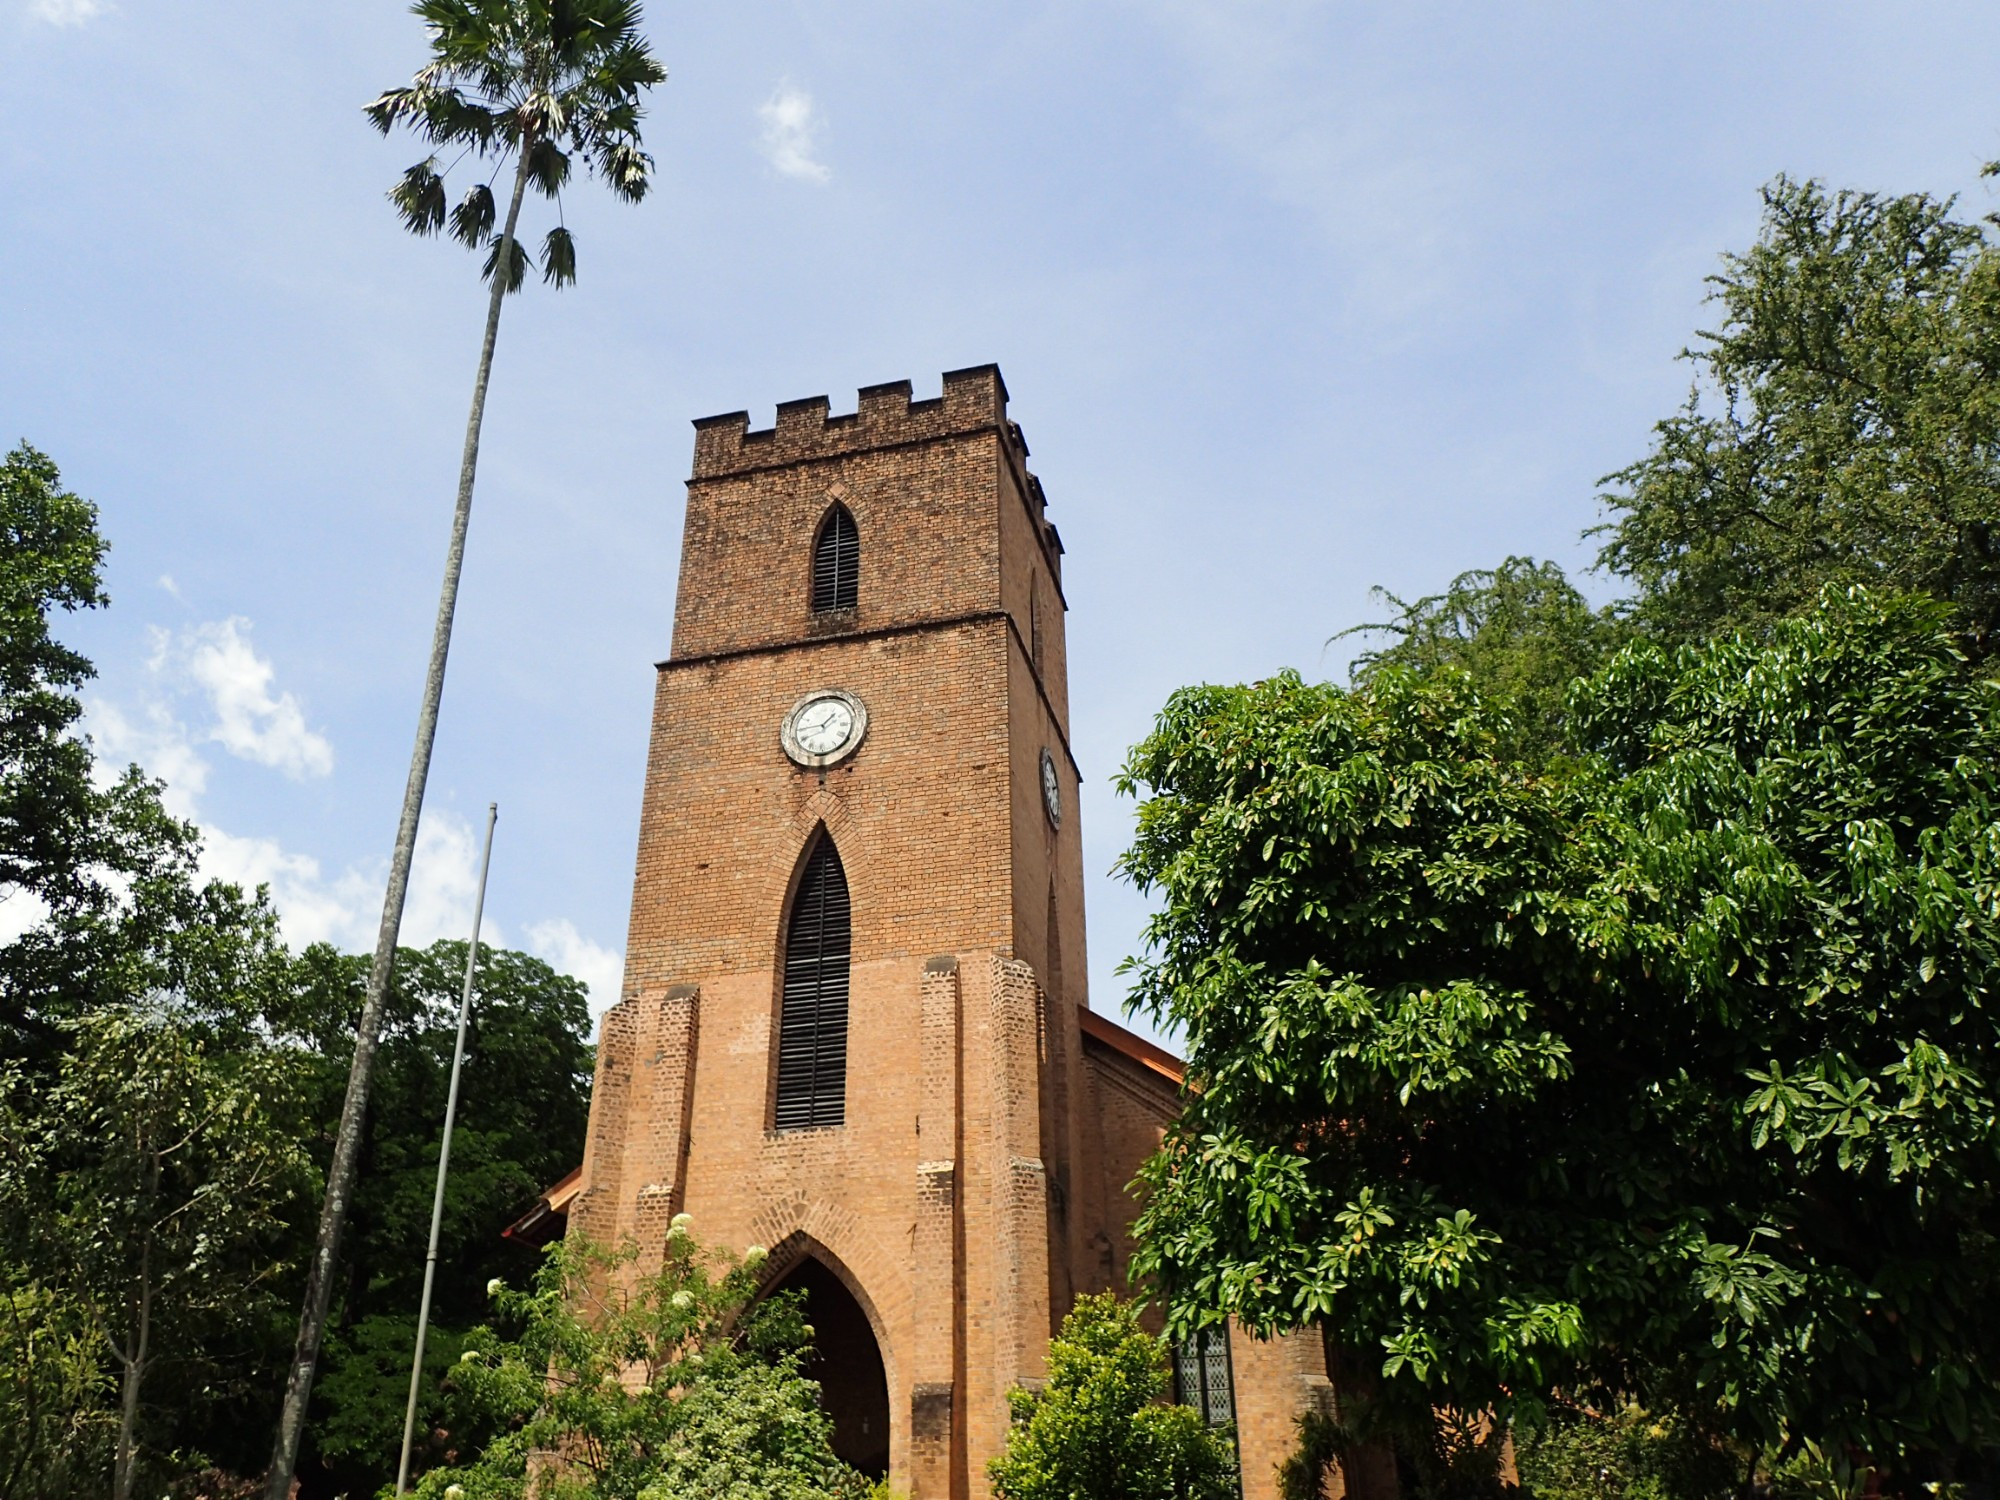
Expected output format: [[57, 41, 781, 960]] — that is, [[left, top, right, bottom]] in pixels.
[[264, 5, 664, 1494]]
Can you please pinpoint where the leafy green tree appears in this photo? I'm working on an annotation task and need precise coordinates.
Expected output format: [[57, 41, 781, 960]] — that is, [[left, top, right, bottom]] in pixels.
[[0, 442, 310, 1495], [0, 1007, 315, 1500], [1598, 177, 2000, 655], [410, 1229, 867, 1500], [270, 6, 666, 1491], [1119, 589, 2000, 1490], [0, 1278, 116, 1500], [276, 941, 592, 1498], [1344, 556, 1630, 762], [987, 1293, 1240, 1500], [1, 443, 282, 1070], [1511, 1405, 1743, 1500], [0, 441, 105, 932]]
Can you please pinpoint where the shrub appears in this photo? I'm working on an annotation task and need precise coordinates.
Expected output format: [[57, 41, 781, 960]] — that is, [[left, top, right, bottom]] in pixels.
[[988, 1293, 1239, 1500]]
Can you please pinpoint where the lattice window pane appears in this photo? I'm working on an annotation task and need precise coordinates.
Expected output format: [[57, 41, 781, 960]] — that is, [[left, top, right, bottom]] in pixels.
[[1174, 1325, 1237, 1431]]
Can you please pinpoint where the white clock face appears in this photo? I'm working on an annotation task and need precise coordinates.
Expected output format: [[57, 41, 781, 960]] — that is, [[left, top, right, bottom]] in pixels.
[[1040, 748, 1062, 827], [795, 698, 855, 755], [782, 689, 867, 767]]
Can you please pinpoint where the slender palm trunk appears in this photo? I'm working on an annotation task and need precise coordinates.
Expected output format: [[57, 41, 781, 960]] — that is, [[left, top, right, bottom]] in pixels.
[[263, 145, 536, 1500]]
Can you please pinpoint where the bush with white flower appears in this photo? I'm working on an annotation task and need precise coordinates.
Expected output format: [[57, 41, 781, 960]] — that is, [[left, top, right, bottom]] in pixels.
[[405, 1227, 866, 1500]]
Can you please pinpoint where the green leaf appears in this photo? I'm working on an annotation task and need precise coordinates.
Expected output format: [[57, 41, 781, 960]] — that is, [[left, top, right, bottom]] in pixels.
[[387, 157, 447, 236], [540, 225, 577, 288], [448, 181, 495, 248], [481, 233, 531, 293]]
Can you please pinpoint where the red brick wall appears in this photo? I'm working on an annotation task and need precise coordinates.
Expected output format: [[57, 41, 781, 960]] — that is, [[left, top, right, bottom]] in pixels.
[[572, 367, 1340, 1499]]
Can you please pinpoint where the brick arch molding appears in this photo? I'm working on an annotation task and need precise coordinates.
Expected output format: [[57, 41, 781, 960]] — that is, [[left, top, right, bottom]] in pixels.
[[752, 1210, 907, 1401]]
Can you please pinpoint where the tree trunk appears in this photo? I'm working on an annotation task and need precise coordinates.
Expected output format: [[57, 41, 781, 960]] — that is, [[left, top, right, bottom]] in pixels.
[[112, 1233, 152, 1500], [263, 143, 536, 1500]]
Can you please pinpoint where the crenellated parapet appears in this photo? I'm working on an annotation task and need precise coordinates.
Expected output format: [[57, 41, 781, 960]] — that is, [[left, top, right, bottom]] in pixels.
[[691, 365, 1017, 480]]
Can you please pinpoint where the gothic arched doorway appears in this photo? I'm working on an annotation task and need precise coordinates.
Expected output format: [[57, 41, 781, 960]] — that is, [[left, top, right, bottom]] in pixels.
[[766, 1255, 890, 1479]]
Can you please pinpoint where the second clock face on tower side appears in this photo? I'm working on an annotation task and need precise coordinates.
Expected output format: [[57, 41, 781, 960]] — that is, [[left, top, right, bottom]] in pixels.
[[782, 689, 868, 768], [1040, 747, 1062, 827]]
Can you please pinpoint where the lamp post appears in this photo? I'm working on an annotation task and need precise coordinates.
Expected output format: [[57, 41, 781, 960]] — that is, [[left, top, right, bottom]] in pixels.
[[395, 801, 498, 1495]]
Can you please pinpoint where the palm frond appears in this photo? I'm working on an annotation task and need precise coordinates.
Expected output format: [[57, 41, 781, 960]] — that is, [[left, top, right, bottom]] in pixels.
[[526, 139, 571, 197], [373, 0, 665, 283], [482, 233, 533, 293], [364, 86, 422, 136], [541, 225, 577, 288], [449, 182, 497, 248], [419, 87, 503, 148], [388, 158, 449, 236], [591, 138, 653, 203]]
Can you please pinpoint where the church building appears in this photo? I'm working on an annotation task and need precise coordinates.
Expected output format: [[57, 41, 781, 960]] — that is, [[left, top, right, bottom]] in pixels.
[[539, 365, 1369, 1498]]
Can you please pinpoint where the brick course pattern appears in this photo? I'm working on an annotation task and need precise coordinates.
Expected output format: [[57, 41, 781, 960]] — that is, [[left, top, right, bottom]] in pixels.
[[572, 366, 1380, 1499]]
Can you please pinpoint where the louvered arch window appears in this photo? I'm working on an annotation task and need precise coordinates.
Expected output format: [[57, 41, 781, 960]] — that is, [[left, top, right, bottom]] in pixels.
[[775, 837, 851, 1131], [811, 505, 860, 612]]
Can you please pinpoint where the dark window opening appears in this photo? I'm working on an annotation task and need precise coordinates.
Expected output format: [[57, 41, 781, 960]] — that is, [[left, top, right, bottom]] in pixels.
[[811, 505, 860, 612], [765, 1256, 889, 1478], [775, 839, 850, 1130], [1175, 1324, 1237, 1433], [1030, 572, 1044, 671]]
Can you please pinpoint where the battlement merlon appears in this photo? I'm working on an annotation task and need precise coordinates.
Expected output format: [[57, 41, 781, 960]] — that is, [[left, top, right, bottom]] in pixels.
[[690, 364, 1027, 482]]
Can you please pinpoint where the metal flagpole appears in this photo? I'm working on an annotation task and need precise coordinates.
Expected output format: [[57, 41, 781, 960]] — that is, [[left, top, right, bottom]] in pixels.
[[395, 801, 498, 1495]]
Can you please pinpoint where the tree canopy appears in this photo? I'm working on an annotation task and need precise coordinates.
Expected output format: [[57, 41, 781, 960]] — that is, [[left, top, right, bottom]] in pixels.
[[1120, 590, 2000, 1484], [0, 446, 598, 1499], [288, 940, 594, 1496], [1345, 556, 1630, 763], [1598, 176, 2000, 655]]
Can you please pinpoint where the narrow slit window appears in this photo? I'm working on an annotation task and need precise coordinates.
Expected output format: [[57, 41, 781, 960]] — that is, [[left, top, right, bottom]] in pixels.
[[775, 839, 851, 1130], [1174, 1325, 1237, 1433], [1030, 572, 1044, 671], [812, 506, 860, 612]]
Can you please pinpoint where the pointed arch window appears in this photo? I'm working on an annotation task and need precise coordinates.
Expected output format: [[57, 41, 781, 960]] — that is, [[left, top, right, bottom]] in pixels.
[[811, 505, 860, 613], [775, 838, 851, 1131]]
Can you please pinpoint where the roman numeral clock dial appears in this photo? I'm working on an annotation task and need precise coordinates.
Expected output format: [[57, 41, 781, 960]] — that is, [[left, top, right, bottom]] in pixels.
[[782, 688, 868, 769]]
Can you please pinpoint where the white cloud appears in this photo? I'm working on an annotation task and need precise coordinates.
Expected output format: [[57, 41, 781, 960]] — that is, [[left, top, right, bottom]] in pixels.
[[157, 574, 184, 602], [758, 83, 831, 183], [527, 918, 625, 1017], [74, 612, 612, 992], [399, 812, 500, 949], [0, 888, 51, 947], [193, 809, 504, 956], [81, 614, 488, 955], [197, 823, 375, 949], [89, 697, 210, 815], [152, 618, 334, 780], [30, 0, 106, 25]]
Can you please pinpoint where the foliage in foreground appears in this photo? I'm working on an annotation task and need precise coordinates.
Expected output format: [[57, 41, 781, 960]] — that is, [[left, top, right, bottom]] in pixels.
[[0, 1009, 314, 1500], [0, 442, 598, 1499], [286, 941, 594, 1495], [1121, 589, 2000, 1486], [988, 1293, 1239, 1500], [407, 1228, 868, 1500], [1511, 1406, 1744, 1500]]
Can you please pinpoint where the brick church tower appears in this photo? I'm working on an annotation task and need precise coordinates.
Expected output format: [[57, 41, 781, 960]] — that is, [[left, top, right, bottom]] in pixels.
[[562, 366, 1352, 1499]]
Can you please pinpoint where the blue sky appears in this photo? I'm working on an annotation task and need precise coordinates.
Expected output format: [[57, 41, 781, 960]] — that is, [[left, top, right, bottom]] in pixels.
[[5, 1, 1999, 1045]]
